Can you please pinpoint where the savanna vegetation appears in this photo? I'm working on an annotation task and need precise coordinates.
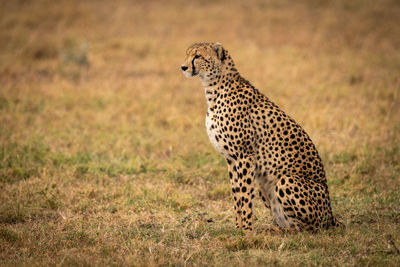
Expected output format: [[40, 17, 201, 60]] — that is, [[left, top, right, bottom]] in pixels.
[[0, 0, 399, 266]]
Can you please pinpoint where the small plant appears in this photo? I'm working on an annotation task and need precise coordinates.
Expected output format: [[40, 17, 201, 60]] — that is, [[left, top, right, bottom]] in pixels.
[[60, 39, 90, 66]]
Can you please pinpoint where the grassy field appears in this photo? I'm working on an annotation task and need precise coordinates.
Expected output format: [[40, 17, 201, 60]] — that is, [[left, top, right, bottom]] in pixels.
[[1, 0, 400, 265]]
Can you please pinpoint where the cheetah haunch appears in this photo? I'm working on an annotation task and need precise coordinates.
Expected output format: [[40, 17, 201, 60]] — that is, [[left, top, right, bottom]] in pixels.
[[181, 42, 343, 232]]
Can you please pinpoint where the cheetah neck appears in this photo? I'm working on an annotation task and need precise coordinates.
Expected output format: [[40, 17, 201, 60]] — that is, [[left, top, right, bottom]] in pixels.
[[201, 57, 240, 108]]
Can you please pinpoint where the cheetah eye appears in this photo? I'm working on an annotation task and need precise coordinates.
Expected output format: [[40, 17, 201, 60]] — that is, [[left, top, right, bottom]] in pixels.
[[193, 55, 200, 60]]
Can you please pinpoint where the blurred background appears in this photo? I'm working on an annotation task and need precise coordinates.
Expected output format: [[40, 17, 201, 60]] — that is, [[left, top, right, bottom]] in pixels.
[[0, 0, 399, 265]]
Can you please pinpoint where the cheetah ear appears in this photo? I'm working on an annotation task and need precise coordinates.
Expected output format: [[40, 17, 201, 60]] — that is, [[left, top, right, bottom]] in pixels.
[[213, 42, 226, 62]]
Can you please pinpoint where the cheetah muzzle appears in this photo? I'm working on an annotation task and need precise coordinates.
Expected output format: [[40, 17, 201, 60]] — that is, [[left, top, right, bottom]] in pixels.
[[181, 42, 343, 232]]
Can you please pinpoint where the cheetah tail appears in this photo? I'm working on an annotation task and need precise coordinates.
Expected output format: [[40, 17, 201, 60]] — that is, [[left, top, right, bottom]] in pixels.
[[331, 217, 345, 229]]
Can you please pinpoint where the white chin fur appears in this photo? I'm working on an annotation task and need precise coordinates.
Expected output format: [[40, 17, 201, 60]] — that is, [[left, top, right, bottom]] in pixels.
[[183, 71, 192, 78]]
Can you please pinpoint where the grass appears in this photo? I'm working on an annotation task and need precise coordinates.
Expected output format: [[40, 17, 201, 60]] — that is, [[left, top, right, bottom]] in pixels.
[[0, 0, 400, 265]]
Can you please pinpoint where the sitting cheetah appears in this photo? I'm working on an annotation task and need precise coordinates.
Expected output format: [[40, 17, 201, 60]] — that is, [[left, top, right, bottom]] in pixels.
[[181, 42, 343, 232]]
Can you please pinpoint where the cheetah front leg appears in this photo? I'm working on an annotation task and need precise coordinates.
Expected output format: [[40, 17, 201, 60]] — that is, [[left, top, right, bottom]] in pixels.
[[227, 157, 256, 230]]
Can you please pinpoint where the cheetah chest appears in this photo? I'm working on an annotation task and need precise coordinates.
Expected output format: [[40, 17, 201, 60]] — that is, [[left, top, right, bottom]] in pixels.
[[205, 110, 230, 159]]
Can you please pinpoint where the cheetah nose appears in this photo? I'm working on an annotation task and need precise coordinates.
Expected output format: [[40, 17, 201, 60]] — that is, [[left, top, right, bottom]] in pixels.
[[181, 65, 188, 71]]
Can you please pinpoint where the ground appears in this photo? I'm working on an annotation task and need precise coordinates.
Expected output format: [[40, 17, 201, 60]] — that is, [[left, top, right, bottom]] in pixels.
[[0, 0, 399, 266]]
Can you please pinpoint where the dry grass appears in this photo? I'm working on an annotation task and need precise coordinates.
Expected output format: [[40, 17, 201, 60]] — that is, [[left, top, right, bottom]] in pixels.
[[1, 0, 400, 266]]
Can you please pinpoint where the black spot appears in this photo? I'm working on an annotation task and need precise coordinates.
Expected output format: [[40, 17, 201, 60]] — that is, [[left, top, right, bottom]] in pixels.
[[279, 189, 284, 198]]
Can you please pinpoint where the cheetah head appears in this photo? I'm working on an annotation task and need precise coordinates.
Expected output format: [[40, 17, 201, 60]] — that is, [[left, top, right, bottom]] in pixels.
[[181, 42, 226, 80]]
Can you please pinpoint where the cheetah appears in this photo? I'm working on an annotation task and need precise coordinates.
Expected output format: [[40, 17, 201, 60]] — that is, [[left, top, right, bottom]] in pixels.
[[181, 42, 343, 232]]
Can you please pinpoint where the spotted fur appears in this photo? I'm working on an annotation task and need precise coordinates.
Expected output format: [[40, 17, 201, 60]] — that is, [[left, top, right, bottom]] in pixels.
[[181, 42, 343, 232]]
